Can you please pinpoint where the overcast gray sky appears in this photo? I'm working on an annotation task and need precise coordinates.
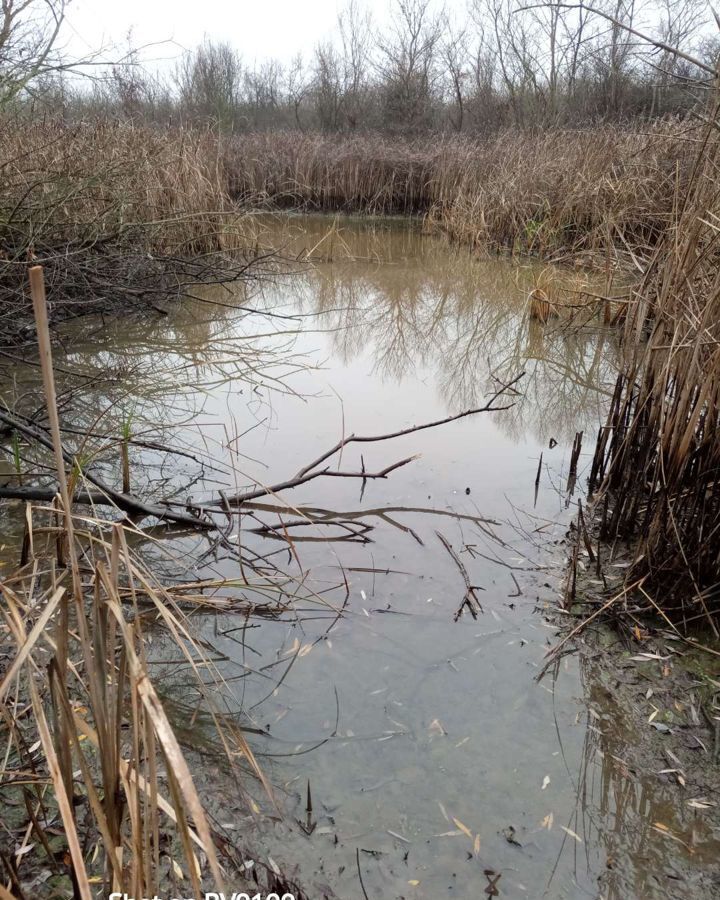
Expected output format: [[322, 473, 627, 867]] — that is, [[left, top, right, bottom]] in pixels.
[[64, 0, 400, 66]]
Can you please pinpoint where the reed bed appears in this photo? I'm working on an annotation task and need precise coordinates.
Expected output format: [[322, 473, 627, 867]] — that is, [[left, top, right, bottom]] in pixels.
[[587, 105, 720, 627], [0, 120, 245, 255], [0, 510, 276, 898], [226, 124, 693, 264], [0, 120, 693, 345], [0, 120, 266, 344]]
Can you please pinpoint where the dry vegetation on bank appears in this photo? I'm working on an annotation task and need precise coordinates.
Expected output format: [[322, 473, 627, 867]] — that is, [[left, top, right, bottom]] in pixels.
[[2, 114, 688, 350], [0, 121, 267, 344], [586, 105, 720, 625], [227, 123, 692, 263]]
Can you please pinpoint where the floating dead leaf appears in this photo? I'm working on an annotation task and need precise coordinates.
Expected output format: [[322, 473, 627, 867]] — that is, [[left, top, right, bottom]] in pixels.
[[452, 817, 473, 840], [652, 823, 694, 852], [473, 834, 481, 855], [438, 801, 450, 822], [688, 798, 713, 809], [298, 643, 313, 657], [429, 718, 447, 736], [560, 826, 582, 843], [388, 830, 411, 844], [408, 880, 420, 887], [541, 812, 554, 830], [541, 775, 550, 790]]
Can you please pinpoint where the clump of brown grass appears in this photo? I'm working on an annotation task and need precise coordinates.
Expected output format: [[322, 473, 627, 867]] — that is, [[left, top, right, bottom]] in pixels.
[[0, 269, 291, 898], [0, 120, 267, 344], [588, 105, 720, 627], [225, 124, 693, 267], [528, 286, 556, 323], [523, 265, 622, 326], [224, 130, 443, 214], [0, 120, 245, 256], [428, 123, 690, 263]]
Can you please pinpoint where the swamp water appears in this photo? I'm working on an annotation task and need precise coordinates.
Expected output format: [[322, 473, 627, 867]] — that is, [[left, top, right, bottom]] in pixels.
[[1, 217, 714, 899]]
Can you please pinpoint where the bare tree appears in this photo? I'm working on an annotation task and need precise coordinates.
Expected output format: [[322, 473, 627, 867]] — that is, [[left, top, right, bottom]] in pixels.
[[338, 0, 373, 129], [441, 15, 469, 131], [177, 39, 244, 131], [0, 0, 66, 106], [285, 52, 309, 129], [376, 0, 443, 132], [313, 40, 344, 131], [244, 59, 282, 128], [650, 0, 707, 112]]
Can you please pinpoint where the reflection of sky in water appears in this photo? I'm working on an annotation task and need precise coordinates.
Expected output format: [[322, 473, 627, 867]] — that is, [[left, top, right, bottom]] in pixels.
[[250, 215, 622, 445], [1, 216, 710, 900]]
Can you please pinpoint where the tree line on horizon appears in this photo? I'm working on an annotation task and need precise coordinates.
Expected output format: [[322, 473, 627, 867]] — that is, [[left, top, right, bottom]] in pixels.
[[5, 0, 720, 132]]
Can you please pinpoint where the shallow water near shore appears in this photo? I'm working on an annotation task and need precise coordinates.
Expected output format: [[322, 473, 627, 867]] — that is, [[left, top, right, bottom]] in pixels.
[[1, 216, 716, 898]]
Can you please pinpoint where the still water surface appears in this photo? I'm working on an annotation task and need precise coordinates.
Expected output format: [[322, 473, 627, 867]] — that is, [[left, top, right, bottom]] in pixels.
[[3, 216, 709, 898]]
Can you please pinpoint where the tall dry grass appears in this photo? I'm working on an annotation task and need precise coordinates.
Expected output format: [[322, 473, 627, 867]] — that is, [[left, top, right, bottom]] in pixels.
[[1, 120, 245, 256], [587, 108, 720, 626], [0, 120, 266, 344], [225, 124, 693, 263], [0, 268, 291, 898]]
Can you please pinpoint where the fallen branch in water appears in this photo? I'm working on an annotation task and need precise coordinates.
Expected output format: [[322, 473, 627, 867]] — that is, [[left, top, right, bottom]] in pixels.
[[436, 530, 485, 620], [0, 366, 524, 532], [206, 372, 525, 508], [205, 455, 420, 507], [0, 406, 212, 529]]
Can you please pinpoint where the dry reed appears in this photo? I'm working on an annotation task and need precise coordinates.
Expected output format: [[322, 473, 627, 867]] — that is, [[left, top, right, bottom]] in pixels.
[[0, 268, 287, 897], [0, 120, 266, 344], [225, 124, 693, 265], [587, 103, 720, 626]]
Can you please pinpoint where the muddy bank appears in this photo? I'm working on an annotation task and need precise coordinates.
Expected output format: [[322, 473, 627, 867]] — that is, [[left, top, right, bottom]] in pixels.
[[562, 556, 720, 898]]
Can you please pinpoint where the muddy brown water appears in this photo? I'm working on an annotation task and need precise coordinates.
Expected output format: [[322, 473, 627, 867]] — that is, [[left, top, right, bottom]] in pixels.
[[1, 216, 716, 899]]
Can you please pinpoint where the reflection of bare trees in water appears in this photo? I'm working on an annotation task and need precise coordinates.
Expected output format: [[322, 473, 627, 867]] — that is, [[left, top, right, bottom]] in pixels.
[[281, 219, 621, 443], [2, 295, 315, 507]]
